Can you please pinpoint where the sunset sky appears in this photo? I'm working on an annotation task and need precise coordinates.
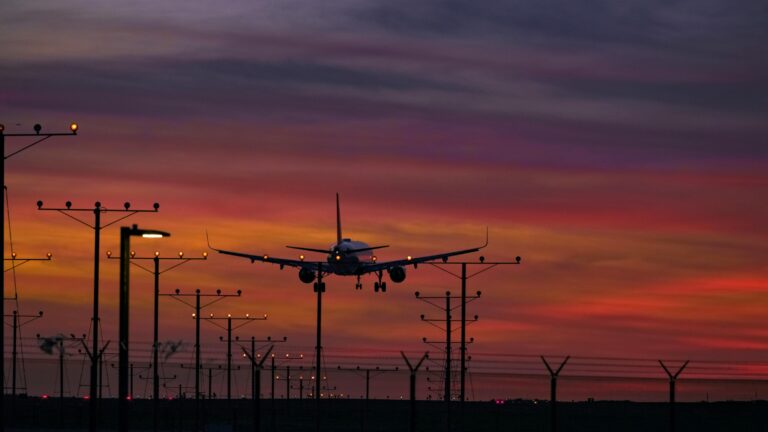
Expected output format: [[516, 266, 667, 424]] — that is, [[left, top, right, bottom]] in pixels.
[[3, 0, 767, 401]]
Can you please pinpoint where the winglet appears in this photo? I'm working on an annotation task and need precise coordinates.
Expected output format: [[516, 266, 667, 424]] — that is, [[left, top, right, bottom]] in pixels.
[[205, 230, 220, 252], [479, 227, 489, 249]]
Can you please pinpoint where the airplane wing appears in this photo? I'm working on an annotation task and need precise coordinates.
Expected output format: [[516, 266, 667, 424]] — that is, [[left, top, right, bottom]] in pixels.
[[359, 231, 488, 274], [207, 233, 327, 271]]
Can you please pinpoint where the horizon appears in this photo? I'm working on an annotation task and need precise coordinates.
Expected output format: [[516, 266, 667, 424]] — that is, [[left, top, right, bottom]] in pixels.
[[3, 0, 767, 405]]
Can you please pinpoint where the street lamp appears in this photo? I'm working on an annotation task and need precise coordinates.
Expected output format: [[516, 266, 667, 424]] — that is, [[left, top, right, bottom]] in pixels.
[[107, 248, 207, 432], [118, 224, 170, 432]]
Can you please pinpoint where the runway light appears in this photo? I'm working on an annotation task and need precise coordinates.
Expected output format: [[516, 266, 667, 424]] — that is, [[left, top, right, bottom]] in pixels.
[[372, 256, 377, 262], [300, 255, 305, 261], [335, 255, 341, 261], [12, 252, 17, 259], [130, 251, 136, 257], [178, 251, 184, 258], [106, 251, 112, 257], [407, 256, 412, 261], [47, 252, 53, 258], [155, 251, 160, 257], [263, 255, 269, 260], [202, 252, 208, 258], [70, 123, 78, 133]]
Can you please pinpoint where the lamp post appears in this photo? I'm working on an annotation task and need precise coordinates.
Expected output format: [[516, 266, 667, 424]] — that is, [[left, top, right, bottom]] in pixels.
[[541, 356, 570, 432], [167, 289, 241, 432], [401, 351, 429, 432], [241, 344, 276, 432], [660, 360, 689, 432], [37, 200, 159, 432], [204, 313, 268, 400], [107, 250, 207, 432], [117, 224, 170, 432], [337, 365, 399, 432], [5, 311, 43, 396], [3, 122, 77, 425], [4, 251, 53, 274], [426, 256, 521, 429]]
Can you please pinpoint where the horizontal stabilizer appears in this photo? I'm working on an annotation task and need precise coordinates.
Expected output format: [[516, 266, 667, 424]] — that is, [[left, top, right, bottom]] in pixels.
[[286, 245, 331, 254]]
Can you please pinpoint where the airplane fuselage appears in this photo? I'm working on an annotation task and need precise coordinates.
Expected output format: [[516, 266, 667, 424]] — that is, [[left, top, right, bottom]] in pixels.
[[328, 238, 373, 275]]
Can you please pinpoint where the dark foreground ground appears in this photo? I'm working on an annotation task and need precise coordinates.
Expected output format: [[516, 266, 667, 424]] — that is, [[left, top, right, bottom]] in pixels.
[[4, 397, 767, 432]]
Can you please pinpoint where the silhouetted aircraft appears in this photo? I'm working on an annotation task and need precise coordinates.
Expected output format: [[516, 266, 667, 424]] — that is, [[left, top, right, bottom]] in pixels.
[[208, 194, 487, 292]]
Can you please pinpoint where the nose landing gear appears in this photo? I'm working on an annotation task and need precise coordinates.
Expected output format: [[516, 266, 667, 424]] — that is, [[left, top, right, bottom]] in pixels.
[[355, 275, 362, 290]]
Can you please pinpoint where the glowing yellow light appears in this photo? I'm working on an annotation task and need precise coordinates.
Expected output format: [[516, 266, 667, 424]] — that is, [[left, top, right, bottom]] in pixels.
[[300, 255, 305, 261], [227, 313, 232, 318], [202, 252, 208, 258], [263, 255, 269, 260], [192, 313, 196, 318], [154, 251, 160, 257], [70, 123, 78, 133], [372, 256, 377, 262], [130, 251, 136, 257], [335, 255, 341, 261], [143, 233, 163, 239], [178, 251, 184, 258], [246, 314, 250, 318], [46, 252, 53, 258], [407, 256, 412, 261], [106, 251, 112, 257], [12, 252, 17, 259]]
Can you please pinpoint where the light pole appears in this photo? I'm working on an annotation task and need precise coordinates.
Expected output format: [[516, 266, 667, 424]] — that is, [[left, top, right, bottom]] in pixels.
[[36, 333, 85, 425], [107, 249, 207, 432], [37, 200, 159, 432], [236, 336, 286, 400], [204, 313, 268, 400], [5, 311, 43, 396], [117, 224, 170, 432], [337, 365, 399, 432], [401, 351, 429, 432], [167, 288, 241, 432], [3, 122, 77, 426], [541, 356, 570, 432], [241, 344, 276, 432], [4, 251, 53, 274], [660, 360, 689, 432]]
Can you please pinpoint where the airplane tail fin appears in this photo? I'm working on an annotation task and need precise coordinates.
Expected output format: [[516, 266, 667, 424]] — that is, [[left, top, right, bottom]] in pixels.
[[336, 193, 342, 244]]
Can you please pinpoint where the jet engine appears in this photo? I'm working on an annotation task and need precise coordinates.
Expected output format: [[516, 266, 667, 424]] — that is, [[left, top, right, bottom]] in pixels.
[[298, 268, 316, 284], [388, 266, 406, 283]]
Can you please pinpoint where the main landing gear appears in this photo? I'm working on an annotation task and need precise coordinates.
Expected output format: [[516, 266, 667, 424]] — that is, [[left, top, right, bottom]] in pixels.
[[355, 275, 363, 290], [373, 270, 387, 293]]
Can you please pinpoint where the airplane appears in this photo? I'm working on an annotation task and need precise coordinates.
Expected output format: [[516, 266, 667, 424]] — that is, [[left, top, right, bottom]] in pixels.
[[207, 194, 487, 292]]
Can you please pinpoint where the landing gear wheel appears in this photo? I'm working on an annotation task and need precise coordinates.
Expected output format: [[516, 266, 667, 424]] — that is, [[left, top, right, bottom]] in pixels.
[[355, 283, 362, 290], [381, 282, 387, 293], [374, 282, 380, 292]]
